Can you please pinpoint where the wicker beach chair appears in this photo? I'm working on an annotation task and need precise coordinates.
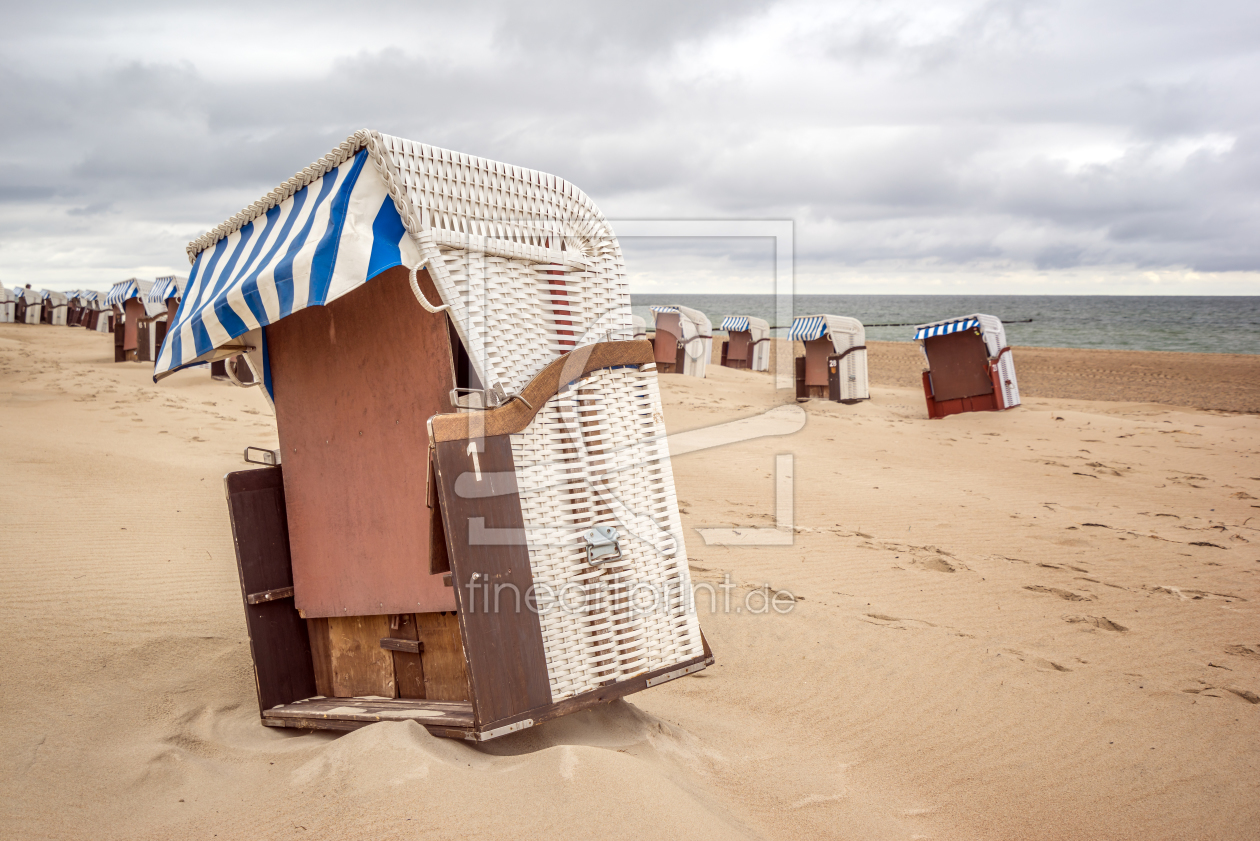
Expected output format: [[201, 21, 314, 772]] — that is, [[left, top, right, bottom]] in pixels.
[[15, 287, 42, 324], [105, 279, 167, 362], [41, 290, 69, 326], [649, 305, 712, 377], [718, 315, 770, 372], [913, 313, 1020, 419], [788, 314, 869, 403], [154, 129, 712, 741], [0, 287, 14, 323]]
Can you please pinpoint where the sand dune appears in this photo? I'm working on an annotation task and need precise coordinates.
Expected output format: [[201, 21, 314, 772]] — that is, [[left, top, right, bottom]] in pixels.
[[2, 323, 1257, 840]]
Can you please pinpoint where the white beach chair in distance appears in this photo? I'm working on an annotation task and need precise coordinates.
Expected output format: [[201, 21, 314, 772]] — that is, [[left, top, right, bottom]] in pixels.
[[649, 305, 712, 377], [913, 313, 1020, 419], [788, 314, 869, 403], [0, 288, 14, 323], [41, 290, 69, 326], [15, 287, 42, 324], [155, 129, 712, 742]]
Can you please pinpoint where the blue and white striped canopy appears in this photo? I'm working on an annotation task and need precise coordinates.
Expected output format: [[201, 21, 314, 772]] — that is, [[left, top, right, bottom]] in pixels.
[[788, 315, 826, 341], [914, 318, 979, 341], [720, 316, 750, 332], [650, 305, 680, 315], [155, 147, 420, 380], [147, 276, 180, 303], [104, 280, 141, 306]]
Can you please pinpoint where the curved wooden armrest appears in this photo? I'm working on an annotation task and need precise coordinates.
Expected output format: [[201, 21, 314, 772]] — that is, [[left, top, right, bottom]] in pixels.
[[428, 340, 655, 442], [828, 345, 867, 362]]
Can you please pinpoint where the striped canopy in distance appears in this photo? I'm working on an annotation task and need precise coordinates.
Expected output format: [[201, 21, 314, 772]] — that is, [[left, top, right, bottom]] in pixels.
[[720, 316, 750, 332], [147, 276, 181, 304], [104, 279, 143, 306], [913, 318, 980, 341], [788, 315, 827, 341]]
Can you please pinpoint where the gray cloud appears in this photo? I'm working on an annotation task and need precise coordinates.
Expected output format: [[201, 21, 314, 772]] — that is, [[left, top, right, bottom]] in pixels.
[[0, 0, 1258, 291]]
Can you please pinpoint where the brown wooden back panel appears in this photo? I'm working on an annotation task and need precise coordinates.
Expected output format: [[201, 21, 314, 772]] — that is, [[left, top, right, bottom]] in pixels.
[[266, 266, 457, 618], [225, 466, 317, 714], [924, 331, 994, 402], [726, 330, 751, 362], [123, 299, 143, 352], [795, 355, 807, 400], [433, 435, 551, 727]]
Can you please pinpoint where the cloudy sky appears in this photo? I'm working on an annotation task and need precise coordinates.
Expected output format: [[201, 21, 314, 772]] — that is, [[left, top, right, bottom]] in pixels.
[[2, 0, 1258, 295]]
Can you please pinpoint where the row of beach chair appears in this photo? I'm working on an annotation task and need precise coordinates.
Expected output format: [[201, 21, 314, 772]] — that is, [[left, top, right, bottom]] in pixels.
[[638, 305, 1020, 418]]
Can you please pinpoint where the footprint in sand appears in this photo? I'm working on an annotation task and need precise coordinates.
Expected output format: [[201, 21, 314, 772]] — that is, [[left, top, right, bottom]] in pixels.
[[1064, 615, 1128, 632], [1024, 585, 1091, 601], [1004, 648, 1072, 672]]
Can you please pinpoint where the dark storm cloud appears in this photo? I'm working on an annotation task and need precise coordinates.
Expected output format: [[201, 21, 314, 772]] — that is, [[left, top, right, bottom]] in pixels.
[[0, 0, 1258, 289]]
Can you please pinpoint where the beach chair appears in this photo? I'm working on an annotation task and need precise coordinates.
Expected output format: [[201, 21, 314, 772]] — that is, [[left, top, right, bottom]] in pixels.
[[0, 287, 13, 323], [913, 314, 1020, 419], [85, 294, 112, 333], [718, 316, 770, 372], [649, 305, 712, 377], [146, 275, 183, 359], [15, 287, 42, 324], [105, 279, 166, 362], [788, 315, 869, 403], [41, 290, 69, 326], [154, 129, 712, 741], [631, 314, 647, 341]]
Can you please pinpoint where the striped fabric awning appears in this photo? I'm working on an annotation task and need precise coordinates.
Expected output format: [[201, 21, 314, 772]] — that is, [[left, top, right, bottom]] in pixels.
[[147, 276, 181, 304], [650, 305, 680, 315], [155, 147, 420, 380], [914, 318, 980, 341], [720, 316, 750, 332], [788, 315, 826, 341], [104, 280, 141, 306]]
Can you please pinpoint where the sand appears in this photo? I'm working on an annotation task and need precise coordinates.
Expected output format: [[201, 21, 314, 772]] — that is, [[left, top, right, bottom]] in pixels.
[[2, 322, 1258, 840]]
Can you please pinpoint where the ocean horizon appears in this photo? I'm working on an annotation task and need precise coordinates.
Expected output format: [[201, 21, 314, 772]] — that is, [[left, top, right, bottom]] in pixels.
[[630, 294, 1260, 356]]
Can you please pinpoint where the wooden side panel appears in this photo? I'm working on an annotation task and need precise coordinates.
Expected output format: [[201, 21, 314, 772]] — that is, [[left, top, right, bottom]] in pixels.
[[924, 331, 994, 402], [113, 318, 126, 362], [123, 299, 142, 351], [266, 266, 457, 618], [416, 612, 471, 702], [224, 467, 317, 714], [153, 320, 168, 359], [726, 330, 751, 364], [795, 355, 808, 401], [390, 614, 426, 699], [136, 319, 152, 363], [327, 614, 397, 698], [434, 436, 551, 726]]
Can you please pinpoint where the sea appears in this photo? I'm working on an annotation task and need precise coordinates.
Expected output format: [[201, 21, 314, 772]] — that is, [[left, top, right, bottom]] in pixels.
[[629, 295, 1260, 355]]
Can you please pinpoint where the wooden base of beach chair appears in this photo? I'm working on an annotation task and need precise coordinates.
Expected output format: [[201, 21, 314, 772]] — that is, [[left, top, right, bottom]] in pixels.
[[225, 456, 713, 742], [922, 371, 1001, 418]]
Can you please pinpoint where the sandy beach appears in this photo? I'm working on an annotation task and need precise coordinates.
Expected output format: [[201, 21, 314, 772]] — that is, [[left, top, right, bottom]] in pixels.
[[2, 322, 1258, 840]]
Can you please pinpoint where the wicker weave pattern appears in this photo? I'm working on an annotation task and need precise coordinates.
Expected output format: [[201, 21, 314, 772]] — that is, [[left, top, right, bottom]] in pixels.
[[511, 364, 704, 701]]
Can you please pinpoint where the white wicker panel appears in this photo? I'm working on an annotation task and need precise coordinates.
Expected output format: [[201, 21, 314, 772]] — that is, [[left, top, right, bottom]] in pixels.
[[512, 364, 704, 701], [996, 351, 1020, 408]]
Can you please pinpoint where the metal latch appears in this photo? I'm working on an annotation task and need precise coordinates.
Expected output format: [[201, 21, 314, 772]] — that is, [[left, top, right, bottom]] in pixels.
[[583, 525, 622, 566], [244, 446, 281, 465]]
